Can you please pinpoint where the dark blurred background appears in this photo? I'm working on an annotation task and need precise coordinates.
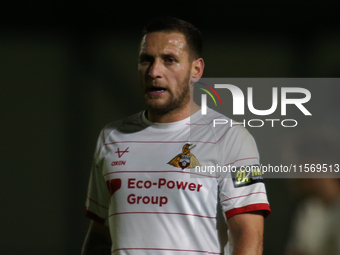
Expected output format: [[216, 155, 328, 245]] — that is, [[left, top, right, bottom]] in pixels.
[[1, 2, 340, 255]]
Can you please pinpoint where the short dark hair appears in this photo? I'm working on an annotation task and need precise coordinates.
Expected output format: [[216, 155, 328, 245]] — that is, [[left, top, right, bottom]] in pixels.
[[142, 16, 203, 60]]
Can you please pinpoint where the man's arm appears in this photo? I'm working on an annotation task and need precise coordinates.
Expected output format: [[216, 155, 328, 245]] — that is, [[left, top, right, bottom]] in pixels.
[[81, 220, 112, 255], [227, 211, 264, 255]]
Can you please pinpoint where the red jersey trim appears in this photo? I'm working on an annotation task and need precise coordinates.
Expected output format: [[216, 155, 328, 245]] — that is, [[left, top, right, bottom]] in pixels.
[[109, 211, 216, 219], [112, 247, 221, 254], [223, 157, 259, 167], [103, 170, 217, 178], [104, 122, 232, 146], [225, 203, 271, 219], [220, 192, 267, 203], [85, 207, 106, 225]]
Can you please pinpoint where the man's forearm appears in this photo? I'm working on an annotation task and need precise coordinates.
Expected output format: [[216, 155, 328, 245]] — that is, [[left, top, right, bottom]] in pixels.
[[227, 212, 265, 255], [231, 232, 263, 255]]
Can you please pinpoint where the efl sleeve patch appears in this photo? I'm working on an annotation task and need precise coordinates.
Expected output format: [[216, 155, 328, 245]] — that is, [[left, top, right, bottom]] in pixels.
[[231, 165, 264, 188]]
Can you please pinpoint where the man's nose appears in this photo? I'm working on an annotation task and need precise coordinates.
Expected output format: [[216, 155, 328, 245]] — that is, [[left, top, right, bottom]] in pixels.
[[148, 59, 163, 78]]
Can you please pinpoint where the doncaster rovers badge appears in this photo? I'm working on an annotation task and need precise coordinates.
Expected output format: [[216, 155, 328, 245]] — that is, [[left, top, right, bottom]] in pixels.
[[168, 143, 201, 170]]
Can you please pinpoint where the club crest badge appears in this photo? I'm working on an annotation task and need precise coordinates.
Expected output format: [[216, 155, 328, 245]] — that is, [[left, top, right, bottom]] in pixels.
[[168, 143, 201, 170]]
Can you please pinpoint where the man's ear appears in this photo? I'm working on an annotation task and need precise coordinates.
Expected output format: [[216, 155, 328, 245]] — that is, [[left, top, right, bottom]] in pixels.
[[191, 58, 205, 83]]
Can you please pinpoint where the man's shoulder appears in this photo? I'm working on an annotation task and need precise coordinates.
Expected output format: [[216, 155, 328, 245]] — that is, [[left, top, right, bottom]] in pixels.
[[93, 112, 144, 157], [191, 108, 234, 129], [102, 111, 145, 135], [191, 108, 254, 142], [203, 108, 232, 122]]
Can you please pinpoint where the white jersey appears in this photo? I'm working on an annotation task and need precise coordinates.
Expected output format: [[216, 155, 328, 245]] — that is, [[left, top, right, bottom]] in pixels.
[[85, 108, 270, 255]]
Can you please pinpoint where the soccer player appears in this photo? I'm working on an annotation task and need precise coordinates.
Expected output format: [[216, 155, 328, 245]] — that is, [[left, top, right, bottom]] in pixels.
[[82, 17, 271, 255]]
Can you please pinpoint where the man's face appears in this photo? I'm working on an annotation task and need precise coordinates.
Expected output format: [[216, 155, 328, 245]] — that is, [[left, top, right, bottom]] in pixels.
[[138, 32, 193, 115]]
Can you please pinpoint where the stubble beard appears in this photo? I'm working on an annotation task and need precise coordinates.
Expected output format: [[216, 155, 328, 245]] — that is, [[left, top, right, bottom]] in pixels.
[[144, 73, 191, 116]]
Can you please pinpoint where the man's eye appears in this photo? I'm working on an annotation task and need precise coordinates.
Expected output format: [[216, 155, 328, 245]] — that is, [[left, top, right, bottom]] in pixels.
[[140, 56, 152, 63], [165, 57, 175, 63]]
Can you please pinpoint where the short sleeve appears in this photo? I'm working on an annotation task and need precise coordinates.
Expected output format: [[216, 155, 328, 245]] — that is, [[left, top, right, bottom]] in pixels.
[[85, 130, 110, 225], [217, 125, 271, 219]]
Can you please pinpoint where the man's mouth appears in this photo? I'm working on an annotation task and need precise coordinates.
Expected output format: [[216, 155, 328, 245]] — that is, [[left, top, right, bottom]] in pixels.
[[146, 86, 167, 93], [147, 86, 167, 92], [146, 86, 168, 97]]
